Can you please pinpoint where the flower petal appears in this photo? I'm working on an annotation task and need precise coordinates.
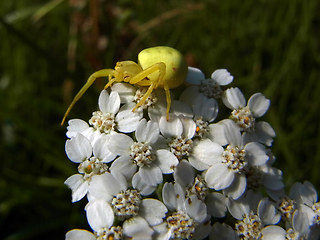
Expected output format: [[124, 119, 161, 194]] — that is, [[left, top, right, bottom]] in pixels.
[[110, 155, 137, 180], [261, 226, 286, 240], [162, 182, 185, 211], [180, 86, 202, 108], [132, 172, 156, 196], [123, 216, 153, 239], [208, 121, 229, 146], [245, 121, 276, 147], [244, 142, 269, 166], [174, 160, 194, 188], [86, 199, 114, 232], [89, 173, 125, 201], [258, 198, 281, 225], [248, 93, 270, 117], [65, 134, 92, 163], [171, 100, 194, 118], [193, 94, 218, 122], [93, 135, 116, 163], [116, 103, 142, 133], [66, 119, 89, 138], [140, 199, 168, 226], [206, 192, 227, 218], [139, 165, 163, 186], [135, 119, 159, 144], [222, 119, 242, 147], [156, 149, 179, 174], [210, 223, 238, 240], [222, 87, 246, 109], [211, 69, 233, 86], [159, 115, 183, 138], [263, 167, 284, 191], [192, 139, 224, 166], [223, 174, 246, 200], [180, 117, 196, 139], [185, 195, 207, 223], [108, 133, 133, 155], [66, 229, 96, 240], [188, 155, 210, 171], [107, 91, 121, 114], [111, 83, 136, 103], [205, 163, 234, 190], [98, 90, 110, 113], [186, 67, 205, 84], [64, 174, 88, 202], [227, 197, 250, 220]]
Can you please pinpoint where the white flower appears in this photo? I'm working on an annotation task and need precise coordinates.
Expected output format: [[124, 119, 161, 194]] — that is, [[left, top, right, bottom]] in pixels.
[[182, 92, 219, 140], [183, 67, 233, 100], [285, 210, 311, 240], [109, 119, 179, 188], [86, 199, 154, 240], [245, 162, 284, 200], [289, 181, 320, 226], [159, 181, 210, 240], [87, 172, 168, 239], [190, 119, 269, 199], [180, 68, 234, 141], [66, 90, 142, 144], [228, 195, 285, 240], [159, 114, 196, 161], [275, 181, 320, 226], [64, 133, 116, 202], [88, 171, 168, 223], [173, 160, 227, 218], [222, 87, 275, 146]]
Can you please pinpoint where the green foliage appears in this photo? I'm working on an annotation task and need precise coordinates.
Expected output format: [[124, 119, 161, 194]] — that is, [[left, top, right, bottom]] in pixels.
[[0, 0, 319, 239]]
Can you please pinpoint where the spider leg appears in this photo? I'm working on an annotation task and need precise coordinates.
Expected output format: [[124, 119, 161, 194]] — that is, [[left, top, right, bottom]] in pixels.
[[129, 62, 166, 112], [61, 69, 115, 126], [163, 84, 171, 120]]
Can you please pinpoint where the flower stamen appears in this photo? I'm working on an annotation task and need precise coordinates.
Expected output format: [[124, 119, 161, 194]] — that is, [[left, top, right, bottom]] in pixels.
[[168, 137, 193, 160], [199, 79, 223, 99], [134, 87, 157, 109], [89, 111, 116, 133], [167, 211, 195, 240], [78, 157, 108, 180], [235, 211, 262, 240], [130, 142, 154, 167], [112, 189, 142, 219], [222, 145, 247, 172], [194, 116, 209, 138], [231, 106, 255, 132]]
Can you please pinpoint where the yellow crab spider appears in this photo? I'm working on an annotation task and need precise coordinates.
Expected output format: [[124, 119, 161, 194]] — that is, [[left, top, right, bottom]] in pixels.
[[61, 46, 188, 125]]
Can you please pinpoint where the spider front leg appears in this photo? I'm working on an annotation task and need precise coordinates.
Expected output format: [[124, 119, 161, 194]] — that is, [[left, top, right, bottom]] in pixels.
[[130, 63, 171, 119], [61, 69, 115, 125]]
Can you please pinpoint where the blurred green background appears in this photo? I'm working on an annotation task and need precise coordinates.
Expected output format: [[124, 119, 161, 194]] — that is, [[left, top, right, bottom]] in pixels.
[[0, 0, 319, 239]]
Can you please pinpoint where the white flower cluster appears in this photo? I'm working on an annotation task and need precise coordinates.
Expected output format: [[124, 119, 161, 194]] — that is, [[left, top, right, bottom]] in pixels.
[[64, 67, 320, 240]]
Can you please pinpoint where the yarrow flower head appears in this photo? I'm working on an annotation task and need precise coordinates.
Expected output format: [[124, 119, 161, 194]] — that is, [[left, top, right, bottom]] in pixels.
[[62, 54, 320, 240]]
